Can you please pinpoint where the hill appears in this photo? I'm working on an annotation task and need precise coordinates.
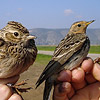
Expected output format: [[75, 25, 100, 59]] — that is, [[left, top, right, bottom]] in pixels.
[[29, 28, 100, 45]]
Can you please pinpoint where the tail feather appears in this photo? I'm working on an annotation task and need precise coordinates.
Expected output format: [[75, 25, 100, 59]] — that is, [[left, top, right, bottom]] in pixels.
[[43, 79, 53, 100], [35, 76, 46, 88], [36, 60, 55, 88]]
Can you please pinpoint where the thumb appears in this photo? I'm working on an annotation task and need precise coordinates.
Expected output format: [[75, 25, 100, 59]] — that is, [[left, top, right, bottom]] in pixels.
[[53, 82, 71, 100]]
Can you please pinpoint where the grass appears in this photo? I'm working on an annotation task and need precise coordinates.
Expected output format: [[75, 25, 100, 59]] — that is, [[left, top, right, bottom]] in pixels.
[[37, 45, 56, 51], [35, 54, 52, 66], [37, 45, 100, 54], [89, 46, 100, 54]]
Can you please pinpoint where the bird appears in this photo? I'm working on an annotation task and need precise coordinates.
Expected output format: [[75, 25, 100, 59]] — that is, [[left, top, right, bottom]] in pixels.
[[36, 20, 95, 100], [0, 21, 37, 81]]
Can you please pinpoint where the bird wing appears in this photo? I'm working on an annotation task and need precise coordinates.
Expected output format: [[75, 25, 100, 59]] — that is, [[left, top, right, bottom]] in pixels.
[[36, 33, 87, 87], [53, 33, 85, 58]]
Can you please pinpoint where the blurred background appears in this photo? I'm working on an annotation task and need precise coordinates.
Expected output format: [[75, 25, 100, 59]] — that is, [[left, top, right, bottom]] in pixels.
[[0, 0, 100, 100], [0, 0, 100, 45]]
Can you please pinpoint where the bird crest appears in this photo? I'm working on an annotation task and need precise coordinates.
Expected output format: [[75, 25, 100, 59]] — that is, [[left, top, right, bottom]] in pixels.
[[6, 21, 29, 34]]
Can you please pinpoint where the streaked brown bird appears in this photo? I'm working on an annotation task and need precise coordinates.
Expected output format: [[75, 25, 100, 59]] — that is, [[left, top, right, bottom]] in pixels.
[[0, 21, 37, 79], [36, 20, 95, 100]]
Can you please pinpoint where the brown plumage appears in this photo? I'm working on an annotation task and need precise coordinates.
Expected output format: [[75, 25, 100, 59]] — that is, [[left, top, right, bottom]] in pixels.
[[0, 21, 37, 78], [36, 20, 95, 100]]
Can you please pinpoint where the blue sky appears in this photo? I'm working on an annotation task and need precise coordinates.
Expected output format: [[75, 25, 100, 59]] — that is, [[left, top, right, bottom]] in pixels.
[[0, 0, 100, 29]]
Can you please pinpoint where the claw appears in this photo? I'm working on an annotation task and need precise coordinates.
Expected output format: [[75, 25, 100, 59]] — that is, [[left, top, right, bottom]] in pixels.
[[15, 87, 32, 93], [14, 79, 29, 87], [7, 79, 32, 100], [12, 79, 32, 94]]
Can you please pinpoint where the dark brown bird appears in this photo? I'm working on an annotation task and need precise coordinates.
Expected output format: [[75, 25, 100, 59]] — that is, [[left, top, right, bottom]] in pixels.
[[36, 20, 95, 100], [0, 21, 37, 78]]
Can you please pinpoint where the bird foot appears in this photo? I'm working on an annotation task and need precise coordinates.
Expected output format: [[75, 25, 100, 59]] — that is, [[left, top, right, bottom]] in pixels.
[[7, 79, 32, 95], [94, 57, 100, 64]]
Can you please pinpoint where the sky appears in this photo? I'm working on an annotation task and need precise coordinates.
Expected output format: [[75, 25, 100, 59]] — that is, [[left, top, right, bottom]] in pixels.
[[0, 0, 100, 29]]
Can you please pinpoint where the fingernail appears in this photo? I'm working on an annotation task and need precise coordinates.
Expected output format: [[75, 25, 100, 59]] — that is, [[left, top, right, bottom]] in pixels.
[[77, 68, 82, 70]]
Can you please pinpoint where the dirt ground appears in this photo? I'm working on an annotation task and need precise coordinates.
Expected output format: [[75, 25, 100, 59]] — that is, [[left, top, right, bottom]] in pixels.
[[18, 62, 50, 100]]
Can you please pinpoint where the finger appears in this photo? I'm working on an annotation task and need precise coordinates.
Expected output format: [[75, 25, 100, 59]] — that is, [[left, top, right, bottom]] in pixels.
[[85, 73, 96, 83], [8, 93, 22, 100], [81, 57, 93, 72], [67, 86, 75, 99], [57, 70, 71, 82], [53, 82, 72, 100], [72, 80, 86, 90], [92, 63, 100, 81], [71, 82, 100, 100], [0, 75, 20, 84], [72, 68, 85, 83], [0, 84, 12, 100]]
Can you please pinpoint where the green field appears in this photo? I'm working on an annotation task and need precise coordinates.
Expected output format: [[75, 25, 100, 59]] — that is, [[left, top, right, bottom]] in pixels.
[[37, 45, 56, 51], [35, 54, 52, 66], [89, 46, 100, 54], [37, 45, 100, 54]]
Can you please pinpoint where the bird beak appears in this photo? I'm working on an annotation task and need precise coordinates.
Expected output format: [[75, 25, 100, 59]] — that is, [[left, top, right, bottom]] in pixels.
[[86, 20, 95, 26], [27, 35, 37, 40]]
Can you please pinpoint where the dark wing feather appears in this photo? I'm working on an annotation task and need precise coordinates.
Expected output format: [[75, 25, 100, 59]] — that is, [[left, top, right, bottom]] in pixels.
[[36, 33, 87, 87]]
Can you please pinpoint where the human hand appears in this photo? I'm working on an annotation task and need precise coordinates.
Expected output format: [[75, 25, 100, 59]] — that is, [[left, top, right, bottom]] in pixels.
[[53, 57, 100, 100], [0, 75, 22, 100]]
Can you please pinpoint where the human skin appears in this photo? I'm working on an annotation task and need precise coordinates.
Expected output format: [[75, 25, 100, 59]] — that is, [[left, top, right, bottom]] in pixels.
[[53, 57, 100, 100], [0, 75, 22, 100]]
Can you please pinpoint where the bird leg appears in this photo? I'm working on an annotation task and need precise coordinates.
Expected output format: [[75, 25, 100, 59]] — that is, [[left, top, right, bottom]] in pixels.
[[94, 57, 100, 64], [7, 79, 32, 98]]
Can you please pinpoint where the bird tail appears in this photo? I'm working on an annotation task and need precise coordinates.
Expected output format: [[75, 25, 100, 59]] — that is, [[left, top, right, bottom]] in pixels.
[[43, 79, 53, 100]]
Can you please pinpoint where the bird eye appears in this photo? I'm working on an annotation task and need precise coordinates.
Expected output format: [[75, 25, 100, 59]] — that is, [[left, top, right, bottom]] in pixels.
[[14, 32, 19, 36], [77, 24, 81, 27]]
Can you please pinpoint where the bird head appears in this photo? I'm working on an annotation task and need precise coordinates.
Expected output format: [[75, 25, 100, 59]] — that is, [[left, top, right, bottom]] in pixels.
[[69, 20, 95, 34], [0, 21, 36, 44]]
